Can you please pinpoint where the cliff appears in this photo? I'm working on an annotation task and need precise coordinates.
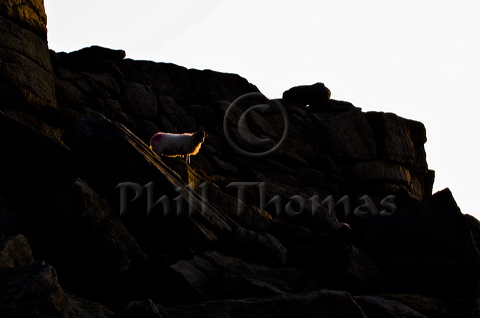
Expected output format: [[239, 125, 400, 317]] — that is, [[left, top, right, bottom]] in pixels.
[[0, 1, 479, 317]]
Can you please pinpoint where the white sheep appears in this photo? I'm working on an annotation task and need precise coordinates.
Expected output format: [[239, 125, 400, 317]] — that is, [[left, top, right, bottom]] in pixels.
[[149, 131, 206, 164]]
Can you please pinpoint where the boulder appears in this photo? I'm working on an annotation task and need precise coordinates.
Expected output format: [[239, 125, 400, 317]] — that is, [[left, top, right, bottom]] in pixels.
[[282, 82, 331, 106], [66, 45, 126, 61], [0, 234, 34, 268]]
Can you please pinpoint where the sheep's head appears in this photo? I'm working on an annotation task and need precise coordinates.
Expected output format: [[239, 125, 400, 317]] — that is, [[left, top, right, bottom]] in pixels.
[[194, 131, 207, 143]]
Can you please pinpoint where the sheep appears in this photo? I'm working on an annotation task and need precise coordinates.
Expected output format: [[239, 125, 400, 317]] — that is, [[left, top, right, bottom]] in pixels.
[[149, 131, 206, 164]]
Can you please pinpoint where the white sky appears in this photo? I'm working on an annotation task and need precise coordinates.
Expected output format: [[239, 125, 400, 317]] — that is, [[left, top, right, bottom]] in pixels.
[[44, 0, 480, 218]]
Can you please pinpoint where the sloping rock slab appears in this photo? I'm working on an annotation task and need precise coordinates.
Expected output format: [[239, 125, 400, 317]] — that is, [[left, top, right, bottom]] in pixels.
[[159, 290, 366, 318], [353, 295, 427, 318]]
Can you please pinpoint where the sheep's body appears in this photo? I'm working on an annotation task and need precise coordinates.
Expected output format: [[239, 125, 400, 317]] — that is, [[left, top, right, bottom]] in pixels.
[[149, 131, 206, 164]]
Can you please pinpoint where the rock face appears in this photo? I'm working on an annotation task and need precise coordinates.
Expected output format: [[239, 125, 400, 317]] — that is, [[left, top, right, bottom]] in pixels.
[[0, 1, 479, 317]]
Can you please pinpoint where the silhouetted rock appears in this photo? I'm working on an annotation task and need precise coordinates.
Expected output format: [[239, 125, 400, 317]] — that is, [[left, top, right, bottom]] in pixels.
[[366, 112, 428, 173], [283, 82, 331, 106], [0, 0, 479, 315], [357, 188, 480, 297], [66, 45, 126, 61]]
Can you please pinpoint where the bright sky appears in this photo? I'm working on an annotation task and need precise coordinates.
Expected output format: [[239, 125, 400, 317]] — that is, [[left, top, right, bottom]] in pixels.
[[44, 0, 480, 218]]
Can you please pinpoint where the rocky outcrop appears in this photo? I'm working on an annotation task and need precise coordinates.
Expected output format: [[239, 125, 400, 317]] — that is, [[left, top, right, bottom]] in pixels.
[[0, 0, 55, 111], [0, 1, 479, 317]]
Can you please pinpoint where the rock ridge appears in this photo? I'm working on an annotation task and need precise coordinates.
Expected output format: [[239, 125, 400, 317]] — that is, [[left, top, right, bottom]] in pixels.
[[0, 1, 479, 317]]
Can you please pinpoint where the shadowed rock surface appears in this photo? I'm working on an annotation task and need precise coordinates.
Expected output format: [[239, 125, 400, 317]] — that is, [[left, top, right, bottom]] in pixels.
[[0, 1, 479, 317]]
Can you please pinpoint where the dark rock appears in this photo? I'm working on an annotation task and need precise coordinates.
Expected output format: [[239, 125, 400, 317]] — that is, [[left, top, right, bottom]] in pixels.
[[118, 59, 197, 104], [308, 108, 377, 161], [188, 68, 259, 103], [23, 178, 147, 306], [169, 260, 215, 302], [0, 261, 74, 318], [1, 1, 475, 314], [0, 195, 18, 234], [470, 280, 480, 318], [68, 295, 115, 318], [353, 295, 427, 318], [0, 0, 48, 40], [466, 214, 480, 250], [158, 290, 367, 318], [306, 245, 384, 294], [222, 260, 305, 298], [357, 188, 480, 295], [62, 112, 233, 258], [366, 112, 428, 173], [0, 110, 75, 217], [0, 234, 34, 268], [307, 99, 356, 112], [0, 10, 56, 110], [382, 293, 462, 318], [66, 45, 126, 61], [121, 80, 158, 118], [116, 299, 163, 318], [156, 95, 197, 133], [134, 119, 160, 143], [338, 245, 384, 292], [346, 161, 426, 199], [231, 226, 288, 266], [283, 82, 331, 106]]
